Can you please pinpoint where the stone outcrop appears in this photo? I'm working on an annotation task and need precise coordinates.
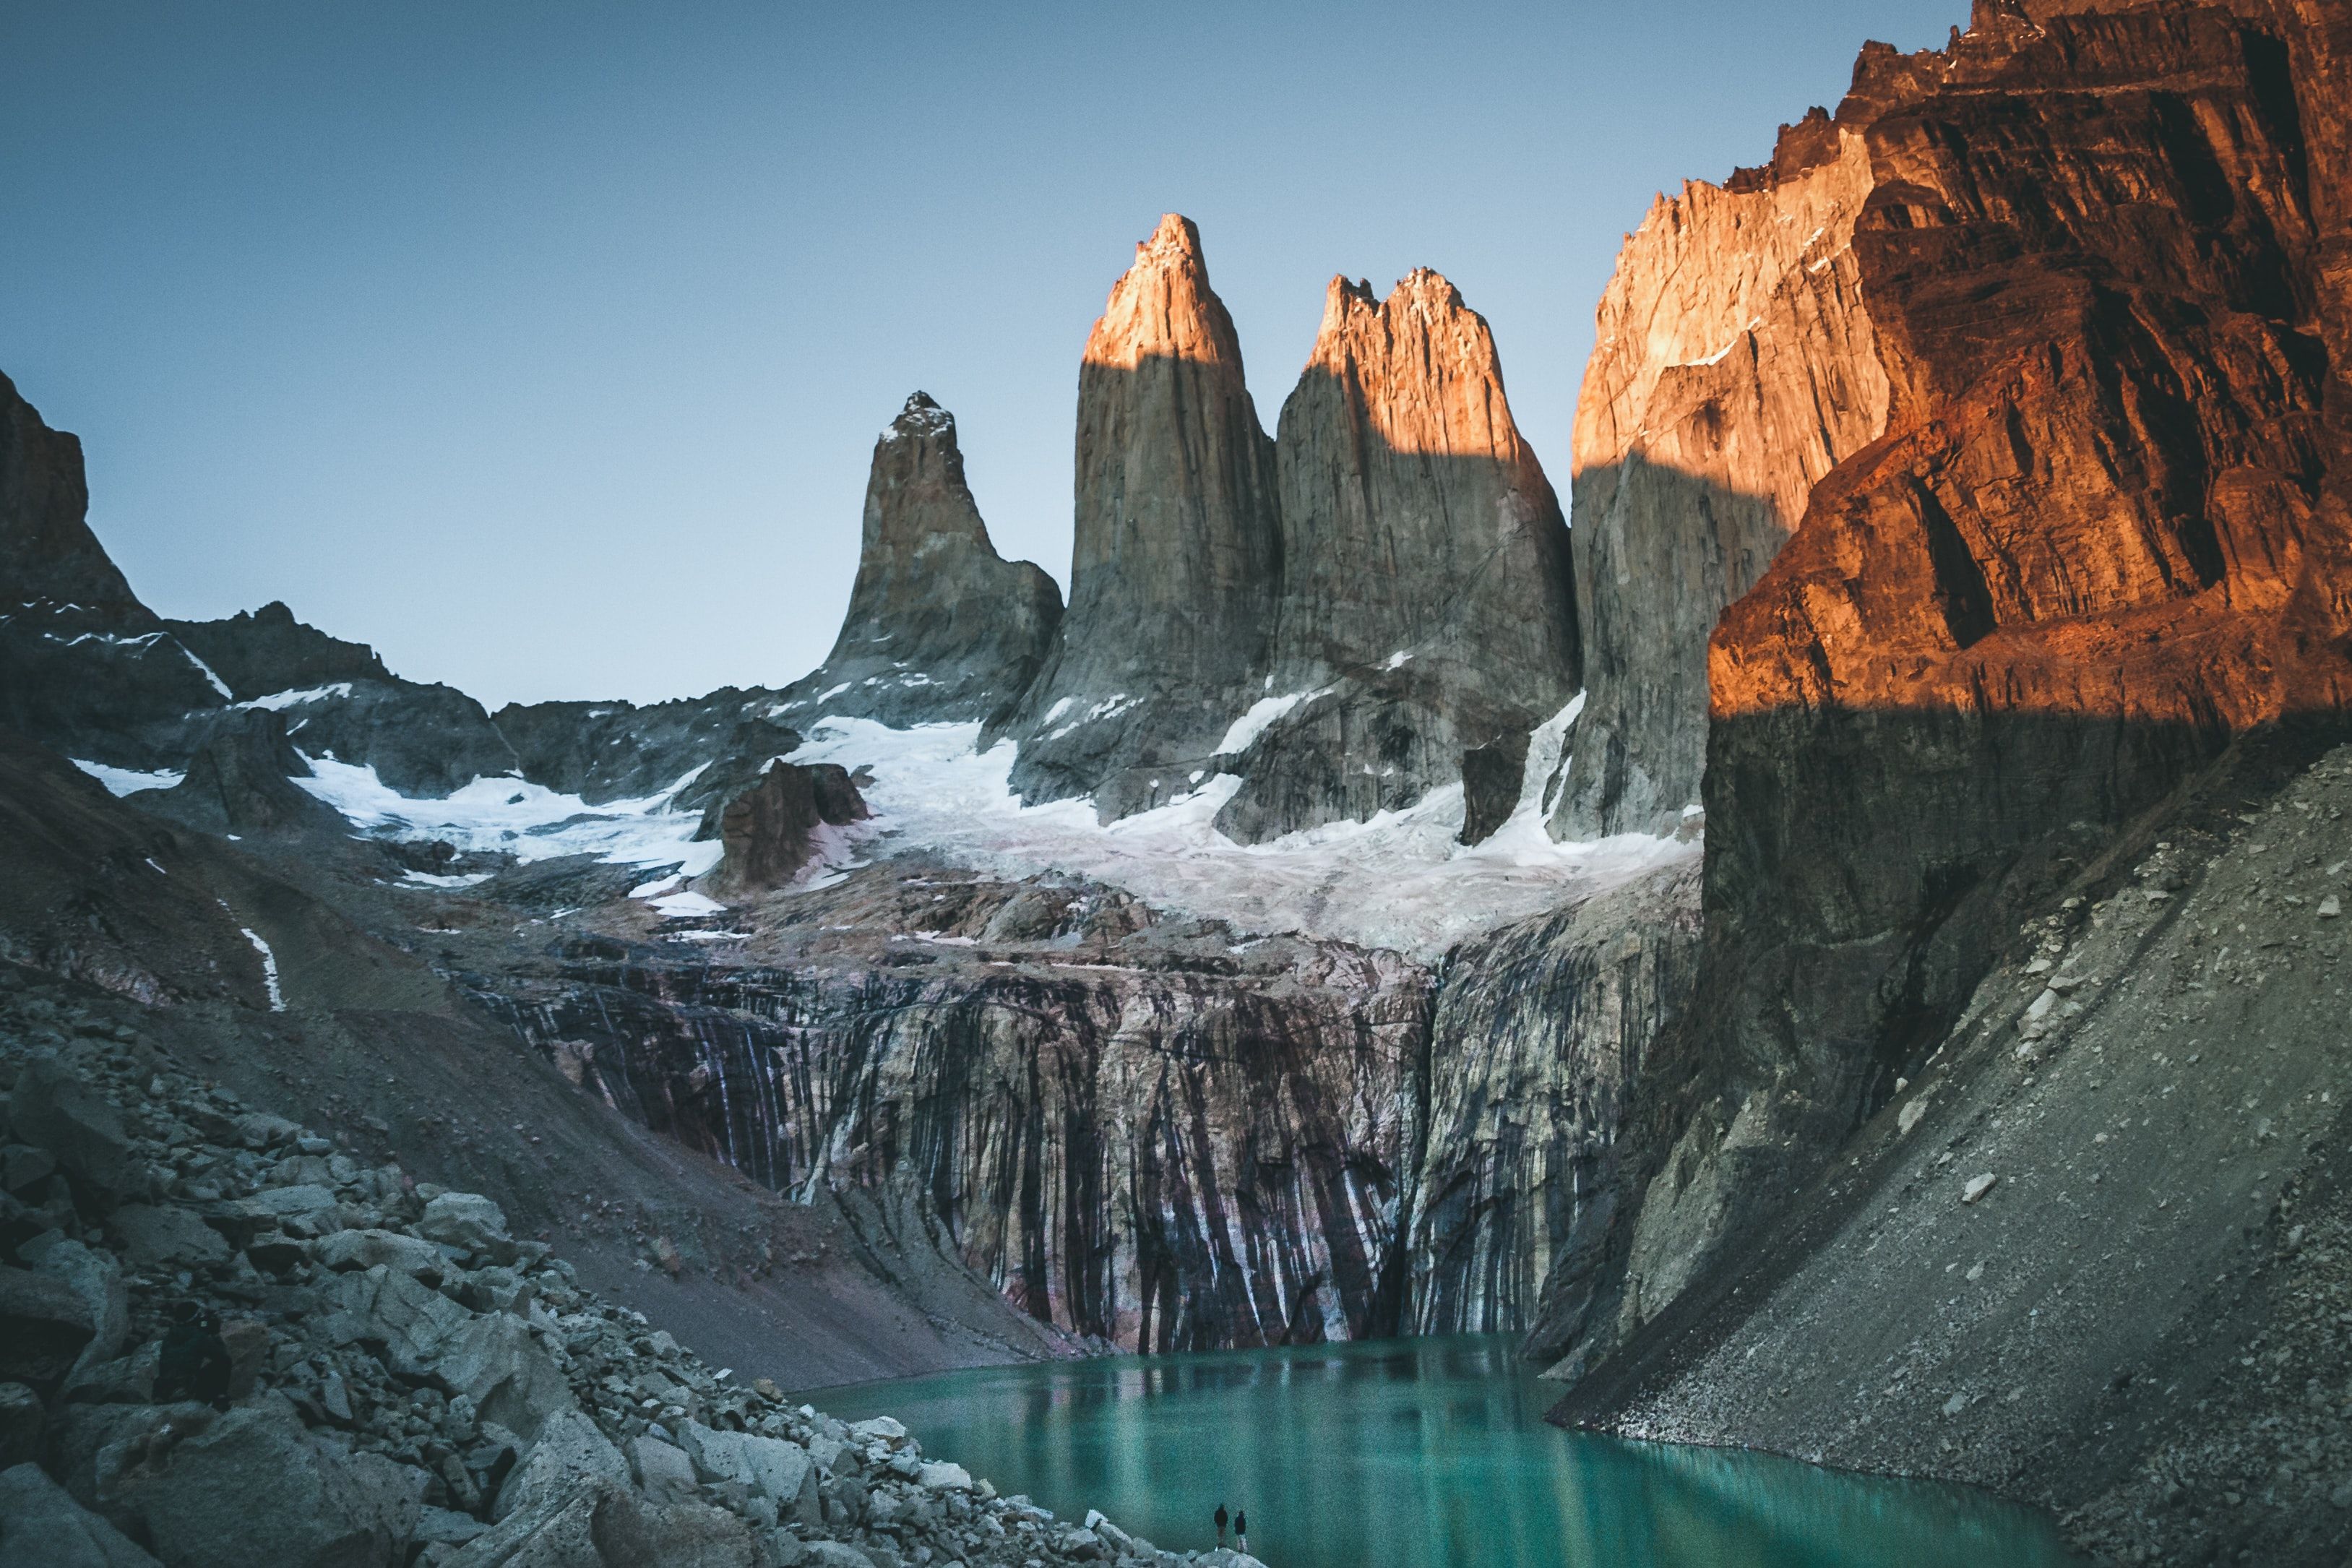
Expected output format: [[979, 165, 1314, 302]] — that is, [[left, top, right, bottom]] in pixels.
[[992, 215, 1283, 819], [694, 760, 869, 897], [129, 709, 350, 839], [1212, 270, 1581, 843], [494, 695, 799, 812], [0, 377, 229, 770], [0, 371, 140, 617], [1545, 0, 2352, 1385], [775, 393, 1063, 728], [1555, 113, 1890, 838]]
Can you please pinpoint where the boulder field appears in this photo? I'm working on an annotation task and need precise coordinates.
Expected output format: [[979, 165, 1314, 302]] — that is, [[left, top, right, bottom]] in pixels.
[[0, 965, 1257, 1568]]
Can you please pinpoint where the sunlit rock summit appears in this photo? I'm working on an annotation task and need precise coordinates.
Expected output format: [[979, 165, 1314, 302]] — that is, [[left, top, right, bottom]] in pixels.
[[1215, 267, 1580, 843], [990, 213, 1283, 819]]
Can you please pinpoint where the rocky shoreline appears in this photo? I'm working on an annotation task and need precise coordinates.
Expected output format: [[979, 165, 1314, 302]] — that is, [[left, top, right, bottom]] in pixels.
[[0, 965, 1260, 1568]]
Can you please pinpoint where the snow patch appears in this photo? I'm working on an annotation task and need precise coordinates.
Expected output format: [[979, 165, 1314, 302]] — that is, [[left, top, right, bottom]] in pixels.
[[237, 683, 353, 711], [217, 903, 287, 1012], [73, 760, 186, 797], [651, 890, 726, 918], [783, 698, 1688, 962], [400, 869, 493, 889], [1676, 316, 1763, 369], [1216, 689, 1329, 757], [294, 759, 722, 876], [180, 645, 233, 699]]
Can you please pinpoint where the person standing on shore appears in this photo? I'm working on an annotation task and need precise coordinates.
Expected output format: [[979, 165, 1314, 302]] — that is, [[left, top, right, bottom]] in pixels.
[[1234, 1509, 1249, 1554], [1214, 1504, 1228, 1546]]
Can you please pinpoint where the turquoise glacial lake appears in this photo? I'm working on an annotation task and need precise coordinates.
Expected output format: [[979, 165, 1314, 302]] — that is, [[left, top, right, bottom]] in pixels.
[[812, 1335, 2080, 1568]]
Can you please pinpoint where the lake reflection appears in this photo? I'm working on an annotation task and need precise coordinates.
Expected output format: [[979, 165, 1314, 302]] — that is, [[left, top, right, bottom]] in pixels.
[[809, 1336, 2080, 1568]]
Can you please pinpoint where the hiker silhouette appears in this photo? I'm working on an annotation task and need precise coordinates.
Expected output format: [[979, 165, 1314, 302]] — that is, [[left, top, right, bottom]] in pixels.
[[155, 1301, 231, 1409]]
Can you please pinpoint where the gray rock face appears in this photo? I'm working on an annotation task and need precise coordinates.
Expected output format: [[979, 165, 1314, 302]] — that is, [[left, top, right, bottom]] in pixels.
[[1551, 126, 1887, 840], [1404, 862, 1701, 1350], [0, 371, 139, 616], [0, 1462, 159, 1568], [991, 215, 1283, 819], [1215, 271, 1579, 844], [696, 762, 869, 897], [127, 709, 350, 839], [0, 1265, 95, 1392], [775, 394, 1061, 729]]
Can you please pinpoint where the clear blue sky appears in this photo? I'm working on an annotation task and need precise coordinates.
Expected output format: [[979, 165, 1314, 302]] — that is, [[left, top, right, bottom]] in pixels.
[[1, 1, 1965, 707]]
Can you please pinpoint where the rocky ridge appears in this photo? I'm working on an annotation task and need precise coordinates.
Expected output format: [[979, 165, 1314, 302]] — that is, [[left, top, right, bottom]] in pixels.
[[0, 969, 1246, 1568]]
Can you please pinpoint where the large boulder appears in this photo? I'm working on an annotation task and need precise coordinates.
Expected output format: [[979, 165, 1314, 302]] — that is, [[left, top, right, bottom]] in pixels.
[[415, 1193, 517, 1266], [9, 1056, 137, 1202], [0, 1462, 159, 1568], [108, 1205, 230, 1270], [0, 1264, 94, 1391], [450, 1481, 759, 1568], [85, 1397, 418, 1568], [490, 1410, 626, 1523], [322, 1267, 569, 1440], [677, 1420, 815, 1518], [37, 1241, 128, 1377], [697, 762, 869, 897], [312, 1228, 444, 1281]]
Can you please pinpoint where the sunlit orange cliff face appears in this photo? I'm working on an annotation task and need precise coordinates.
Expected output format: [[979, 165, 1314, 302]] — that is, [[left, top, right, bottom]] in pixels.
[[1709, 0, 2352, 731], [1533, 0, 2352, 1374]]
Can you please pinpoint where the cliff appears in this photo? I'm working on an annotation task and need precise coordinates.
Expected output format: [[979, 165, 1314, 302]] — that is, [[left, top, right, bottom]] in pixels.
[[776, 392, 1063, 728], [1556, 114, 1890, 838], [1213, 270, 1581, 843], [1549, 0, 2352, 1507], [991, 215, 1283, 821], [475, 867, 1433, 1353], [1405, 863, 1702, 1342], [0, 376, 229, 767]]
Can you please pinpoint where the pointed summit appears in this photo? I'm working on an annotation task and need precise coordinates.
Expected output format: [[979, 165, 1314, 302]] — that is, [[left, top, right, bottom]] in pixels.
[[1212, 267, 1580, 843], [994, 213, 1282, 818], [777, 391, 1062, 726]]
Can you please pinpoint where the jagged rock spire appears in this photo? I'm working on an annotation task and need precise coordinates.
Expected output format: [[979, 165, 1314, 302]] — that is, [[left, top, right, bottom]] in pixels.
[[993, 213, 1282, 819], [1208, 267, 1580, 843], [776, 392, 1061, 727]]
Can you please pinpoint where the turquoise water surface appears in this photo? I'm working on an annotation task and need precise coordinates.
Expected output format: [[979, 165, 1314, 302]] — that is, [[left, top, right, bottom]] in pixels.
[[811, 1335, 2079, 1568]]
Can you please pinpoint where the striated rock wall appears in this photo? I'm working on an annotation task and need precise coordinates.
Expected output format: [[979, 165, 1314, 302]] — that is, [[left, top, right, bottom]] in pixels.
[[484, 885, 1431, 1353], [992, 215, 1284, 821], [1213, 271, 1580, 843], [1405, 862, 1701, 1343], [1556, 117, 1891, 839], [777, 392, 1062, 728]]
